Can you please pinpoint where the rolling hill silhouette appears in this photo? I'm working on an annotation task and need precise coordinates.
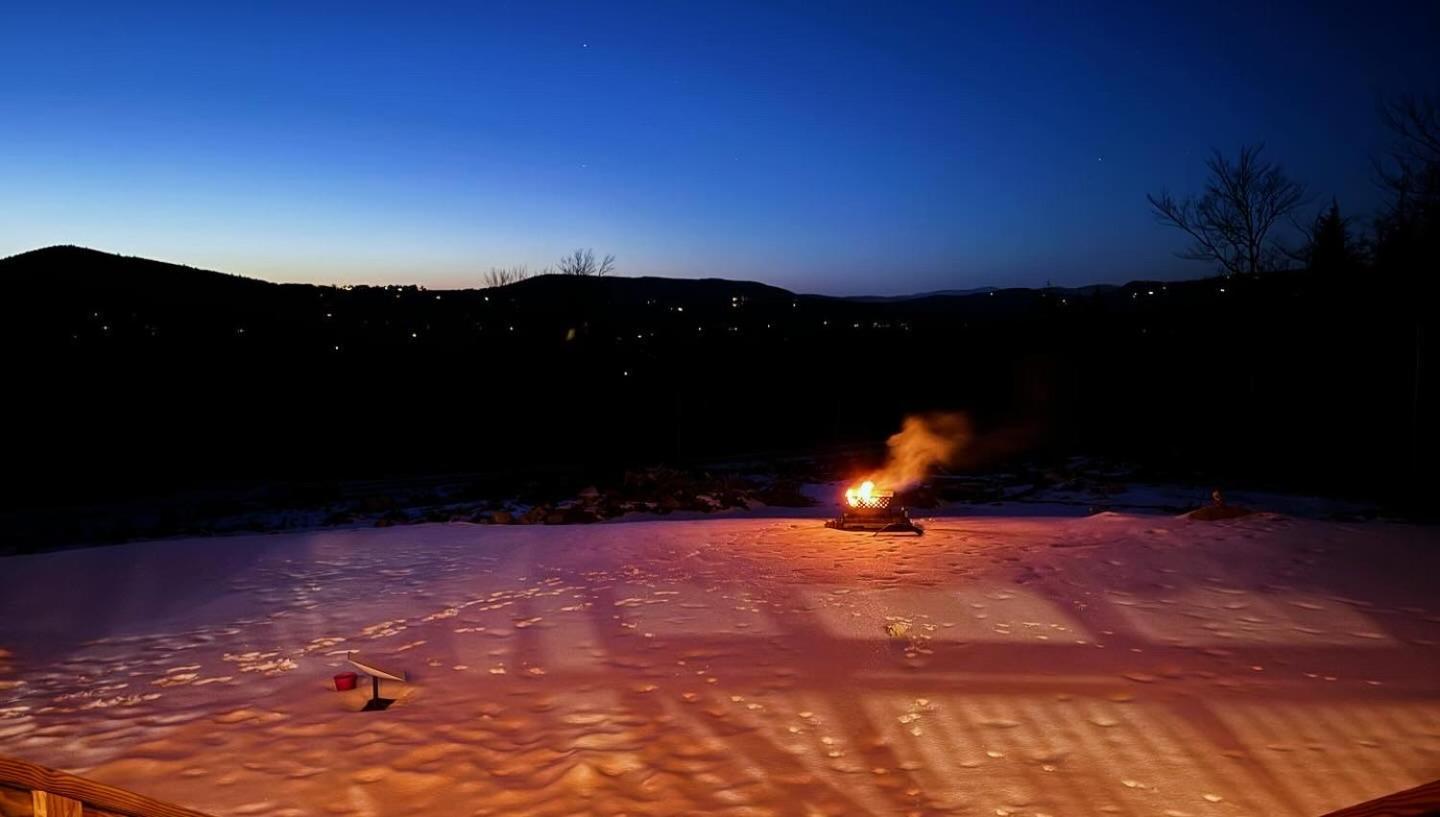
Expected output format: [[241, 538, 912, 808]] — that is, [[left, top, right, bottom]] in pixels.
[[2, 245, 1431, 513]]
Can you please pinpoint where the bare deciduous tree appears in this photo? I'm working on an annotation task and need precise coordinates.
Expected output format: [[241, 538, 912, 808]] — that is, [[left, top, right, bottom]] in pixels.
[[1373, 94, 1440, 478], [1374, 94, 1440, 269], [557, 248, 615, 277], [1377, 94, 1440, 207], [483, 265, 539, 288], [1148, 144, 1307, 277]]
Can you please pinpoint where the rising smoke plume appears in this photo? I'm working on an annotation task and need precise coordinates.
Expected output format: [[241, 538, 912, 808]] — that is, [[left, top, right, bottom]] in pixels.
[[864, 412, 972, 491]]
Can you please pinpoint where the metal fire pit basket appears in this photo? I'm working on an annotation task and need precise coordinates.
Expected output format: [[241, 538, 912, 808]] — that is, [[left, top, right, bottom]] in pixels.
[[826, 491, 923, 535]]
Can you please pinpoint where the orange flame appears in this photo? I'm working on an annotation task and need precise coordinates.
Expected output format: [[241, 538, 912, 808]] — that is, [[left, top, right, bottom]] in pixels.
[[844, 480, 876, 507]]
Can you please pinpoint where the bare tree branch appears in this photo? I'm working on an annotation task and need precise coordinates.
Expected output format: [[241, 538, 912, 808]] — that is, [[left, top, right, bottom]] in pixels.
[[1374, 93, 1440, 275], [1147, 144, 1307, 276], [557, 248, 616, 277], [482, 265, 536, 288], [1377, 94, 1440, 210]]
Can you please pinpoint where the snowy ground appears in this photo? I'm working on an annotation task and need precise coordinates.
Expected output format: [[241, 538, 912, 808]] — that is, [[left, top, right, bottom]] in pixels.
[[2, 505, 1438, 816]]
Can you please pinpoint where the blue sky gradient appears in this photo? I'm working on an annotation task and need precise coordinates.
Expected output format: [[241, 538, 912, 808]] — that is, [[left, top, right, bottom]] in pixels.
[[2, 1, 1437, 294]]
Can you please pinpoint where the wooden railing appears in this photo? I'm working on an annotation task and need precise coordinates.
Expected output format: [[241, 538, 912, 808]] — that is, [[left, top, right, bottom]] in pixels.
[[0, 754, 214, 817], [1320, 778, 1440, 817], [2, 749, 1435, 817]]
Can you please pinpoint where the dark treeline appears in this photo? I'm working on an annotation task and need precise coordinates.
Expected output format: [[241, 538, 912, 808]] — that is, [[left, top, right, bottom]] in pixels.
[[2, 242, 1434, 512], [6, 94, 1438, 514]]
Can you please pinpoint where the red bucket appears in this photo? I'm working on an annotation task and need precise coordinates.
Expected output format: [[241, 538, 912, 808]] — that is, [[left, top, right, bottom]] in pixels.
[[333, 671, 358, 691]]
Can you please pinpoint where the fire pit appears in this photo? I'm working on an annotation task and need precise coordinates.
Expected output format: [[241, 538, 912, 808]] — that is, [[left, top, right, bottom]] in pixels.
[[826, 480, 924, 535]]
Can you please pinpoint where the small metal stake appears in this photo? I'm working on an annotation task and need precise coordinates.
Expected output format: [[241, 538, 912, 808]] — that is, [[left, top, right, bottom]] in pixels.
[[361, 674, 394, 711]]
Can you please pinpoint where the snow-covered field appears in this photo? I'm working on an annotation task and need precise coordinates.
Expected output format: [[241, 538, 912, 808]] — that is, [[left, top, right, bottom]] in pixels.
[[2, 507, 1438, 816]]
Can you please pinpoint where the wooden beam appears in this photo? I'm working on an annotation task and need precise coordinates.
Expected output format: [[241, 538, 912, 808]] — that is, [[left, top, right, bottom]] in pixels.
[[32, 791, 83, 817], [1320, 778, 1440, 817], [0, 755, 214, 817]]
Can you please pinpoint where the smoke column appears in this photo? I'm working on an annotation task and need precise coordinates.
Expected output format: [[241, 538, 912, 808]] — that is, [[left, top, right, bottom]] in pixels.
[[865, 413, 972, 491]]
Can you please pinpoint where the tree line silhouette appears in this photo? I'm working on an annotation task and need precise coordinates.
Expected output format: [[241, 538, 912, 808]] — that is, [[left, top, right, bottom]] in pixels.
[[1, 95, 1435, 514], [1146, 94, 1437, 485], [483, 248, 616, 287], [1149, 95, 1436, 285]]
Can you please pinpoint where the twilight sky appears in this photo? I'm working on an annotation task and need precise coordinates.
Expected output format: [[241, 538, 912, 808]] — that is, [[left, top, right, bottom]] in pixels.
[[2, 1, 1437, 295]]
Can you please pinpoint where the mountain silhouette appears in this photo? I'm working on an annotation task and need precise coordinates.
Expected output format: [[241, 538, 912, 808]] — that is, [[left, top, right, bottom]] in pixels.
[[1, 245, 1430, 513]]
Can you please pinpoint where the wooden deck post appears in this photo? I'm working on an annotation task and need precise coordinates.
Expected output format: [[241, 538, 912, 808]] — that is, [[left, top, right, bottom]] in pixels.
[[1, 754, 215, 817], [32, 790, 83, 817]]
